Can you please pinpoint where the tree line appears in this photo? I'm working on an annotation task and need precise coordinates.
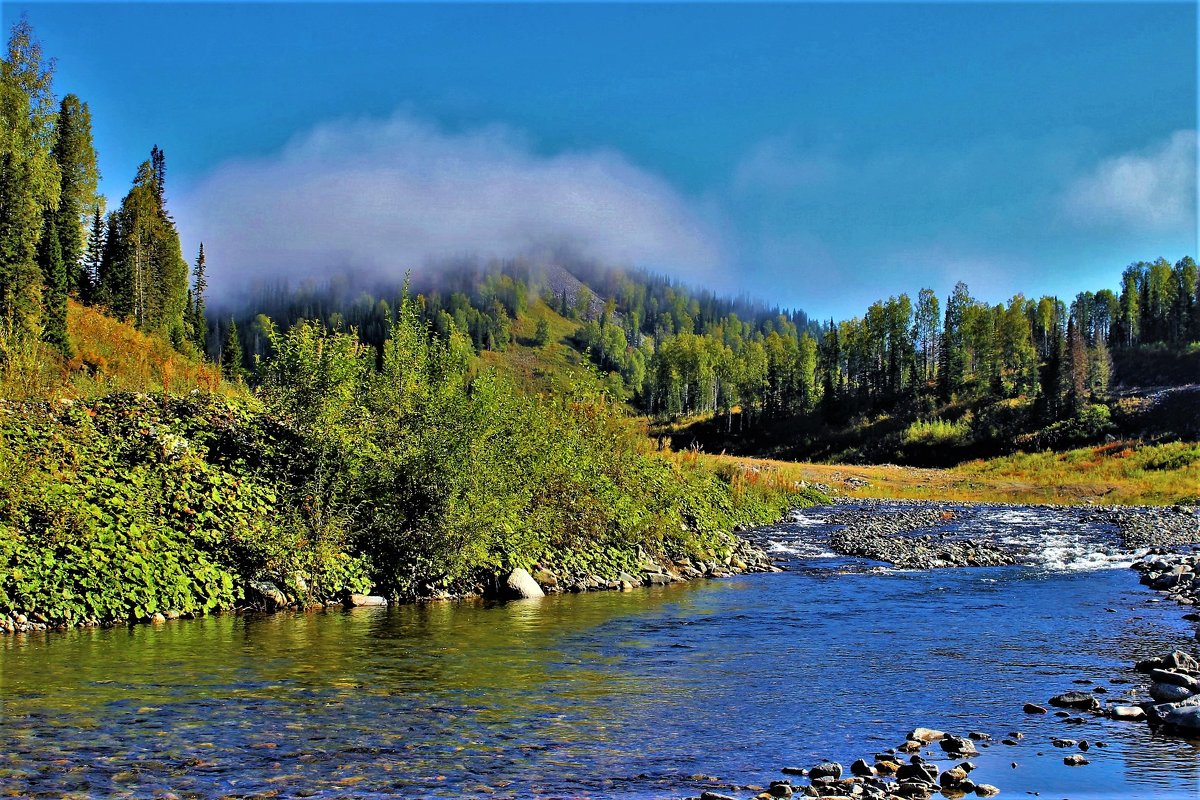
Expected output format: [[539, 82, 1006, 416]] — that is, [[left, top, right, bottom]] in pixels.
[[1, 20, 209, 362]]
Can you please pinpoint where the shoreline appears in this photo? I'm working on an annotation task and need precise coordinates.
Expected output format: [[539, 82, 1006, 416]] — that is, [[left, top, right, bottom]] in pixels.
[[0, 527, 780, 636]]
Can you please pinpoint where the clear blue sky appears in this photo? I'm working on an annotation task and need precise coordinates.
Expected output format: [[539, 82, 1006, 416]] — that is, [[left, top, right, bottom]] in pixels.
[[8, 2, 1197, 319]]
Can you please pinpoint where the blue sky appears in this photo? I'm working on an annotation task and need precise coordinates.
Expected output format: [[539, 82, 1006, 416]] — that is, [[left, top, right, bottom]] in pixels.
[[8, 2, 1197, 319]]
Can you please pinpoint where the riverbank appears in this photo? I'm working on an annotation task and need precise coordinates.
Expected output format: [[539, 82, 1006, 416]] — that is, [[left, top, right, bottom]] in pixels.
[[0, 390, 825, 635]]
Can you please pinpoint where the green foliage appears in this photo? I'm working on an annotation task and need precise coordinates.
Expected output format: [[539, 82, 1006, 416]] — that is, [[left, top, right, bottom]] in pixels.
[[901, 417, 972, 447]]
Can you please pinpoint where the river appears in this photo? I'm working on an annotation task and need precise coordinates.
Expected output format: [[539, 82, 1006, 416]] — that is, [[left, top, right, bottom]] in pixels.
[[2, 502, 1198, 798]]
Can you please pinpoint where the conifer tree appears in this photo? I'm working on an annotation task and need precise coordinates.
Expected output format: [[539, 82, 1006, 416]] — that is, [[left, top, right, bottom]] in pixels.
[[221, 317, 244, 383], [98, 152, 188, 339], [188, 243, 208, 353], [81, 205, 104, 302], [50, 94, 99, 299], [36, 216, 69, 354]]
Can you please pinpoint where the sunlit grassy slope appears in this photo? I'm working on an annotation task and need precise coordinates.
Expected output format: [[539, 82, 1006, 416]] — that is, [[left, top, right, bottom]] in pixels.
[[0, 300, 230, 400], [695, 442, 1200, 507]]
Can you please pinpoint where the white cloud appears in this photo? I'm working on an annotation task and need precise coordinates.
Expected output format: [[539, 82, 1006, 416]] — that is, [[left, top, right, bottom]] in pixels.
[[177, 113, 724, 298], [1062, 129, 1197, 232]]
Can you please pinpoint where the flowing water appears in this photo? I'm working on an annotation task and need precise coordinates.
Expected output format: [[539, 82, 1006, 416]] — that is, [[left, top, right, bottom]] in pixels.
[[2, 502, 1199, 799]]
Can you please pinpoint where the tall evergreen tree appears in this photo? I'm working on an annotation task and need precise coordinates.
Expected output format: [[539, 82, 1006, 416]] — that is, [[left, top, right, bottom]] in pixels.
[[98, 152, 189, 339], [221, 317, 244, 383], [0, 19, 59, 335], [188, 242, 208, 353], [50, 94, 99, 298], [81, 205, 104, 301]]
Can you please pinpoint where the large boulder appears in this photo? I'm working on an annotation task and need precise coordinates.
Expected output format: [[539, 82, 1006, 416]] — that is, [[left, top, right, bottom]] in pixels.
[[347, 593, 387, 607], [1162, 704, 1200, 733], [505, 568, 546, 599], [246, 580, 288, 610], [1150, 682, 1194, 703]]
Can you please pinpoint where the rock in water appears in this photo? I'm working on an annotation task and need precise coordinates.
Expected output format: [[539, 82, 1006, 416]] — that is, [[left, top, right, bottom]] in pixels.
[[907, 727, 946, 742], [347, 593, 387, 607], [505, 568, 545, 599], [975, 784, 1000, 797], [1110, 706, 1146, 721], [1150, 682, 1194, 703], [1162, 705, 1200, 733], [850, 758, 874, 777], [1022, 703, 1047, 714], [1063, 754, 1089, 766], [808, 761, 843, 780], [1048, 691, 1100, 711]]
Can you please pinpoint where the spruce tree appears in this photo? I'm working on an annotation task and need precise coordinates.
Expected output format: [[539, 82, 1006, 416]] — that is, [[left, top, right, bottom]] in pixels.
[[81, 206, 104, 302], [189, 243, 208, 353], [98, 152, 188, 338], [50, 94, 100, 299], [221, 317, 244, 383], [36, 217, 69, 354]]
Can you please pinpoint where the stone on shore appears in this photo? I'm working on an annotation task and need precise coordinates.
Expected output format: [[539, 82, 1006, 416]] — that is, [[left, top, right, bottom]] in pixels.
[[505, 568, 545, 599], [347, 593, 387, 607], [246, 580, 288, 610]]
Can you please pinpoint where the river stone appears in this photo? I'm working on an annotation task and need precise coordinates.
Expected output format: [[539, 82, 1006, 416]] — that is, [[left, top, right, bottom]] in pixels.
[[1063, 754, 1089, 766], [766, 781, 793, 797], [1022, 703, 1047, 714], [974, 785, 1000, 797], [247, 580, 288, 610], [1162, 704, 1200, 732], [1150, 668, 1200, 690], [907, 727, 946, 743], [939, 736, 977, 756], [700, 793, 737, 800], [505, 568, 545, 599], [849, 758, 874, 777], [1110, 706, 1146, 721], [809, 761, 843, 780], [939, 767, 968, 788], [347, 593, 387, 607], [1048, 691, 1100, 711], [1150, 682, 1194, 703]]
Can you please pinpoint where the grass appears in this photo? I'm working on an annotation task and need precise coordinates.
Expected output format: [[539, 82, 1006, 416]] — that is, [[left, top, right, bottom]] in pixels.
[[0, 300, 231, 401], [692, 439, 1200, 507]]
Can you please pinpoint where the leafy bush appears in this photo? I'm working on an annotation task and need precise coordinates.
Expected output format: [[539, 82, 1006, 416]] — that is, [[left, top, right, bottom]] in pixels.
[[901, 417, 972, 447]]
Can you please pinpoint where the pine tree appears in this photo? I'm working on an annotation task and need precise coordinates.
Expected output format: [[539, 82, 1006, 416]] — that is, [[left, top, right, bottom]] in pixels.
[[50, 94, 100, 299], [188, 243, 208, 353], [81, 206, 104, 302], [36, 217, 69, 354], [221, 317, 244, 383], [98, 152, 189, 339]]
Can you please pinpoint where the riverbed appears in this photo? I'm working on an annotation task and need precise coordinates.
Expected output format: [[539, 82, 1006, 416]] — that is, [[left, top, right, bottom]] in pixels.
[[2, 503, 1198, 799]]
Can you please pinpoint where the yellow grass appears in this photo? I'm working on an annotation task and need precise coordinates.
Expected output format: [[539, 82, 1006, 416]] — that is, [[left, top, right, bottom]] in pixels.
[[693, 441, 1200, 507], [0, 300, 233, 400]]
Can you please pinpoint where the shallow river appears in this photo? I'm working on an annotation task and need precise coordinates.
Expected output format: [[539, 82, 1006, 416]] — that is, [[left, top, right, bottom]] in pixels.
[[2, 503, 1198, 799]]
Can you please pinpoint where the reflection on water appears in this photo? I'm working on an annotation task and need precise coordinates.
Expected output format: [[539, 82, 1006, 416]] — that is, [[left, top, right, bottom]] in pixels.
[[2, 506, 1200, 798]]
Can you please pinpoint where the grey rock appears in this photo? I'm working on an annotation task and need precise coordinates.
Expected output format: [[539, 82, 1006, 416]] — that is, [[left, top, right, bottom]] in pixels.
[[907, 727, 946, 743], [246, 580, 288, 610], [347, 593, 387, 607], [974, 784, 1000, 798], [808, 761, 843, 780], [1110, 705, 1146, 721], [1150, 682, 1194, 703], [505, 568, 545, 599]]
